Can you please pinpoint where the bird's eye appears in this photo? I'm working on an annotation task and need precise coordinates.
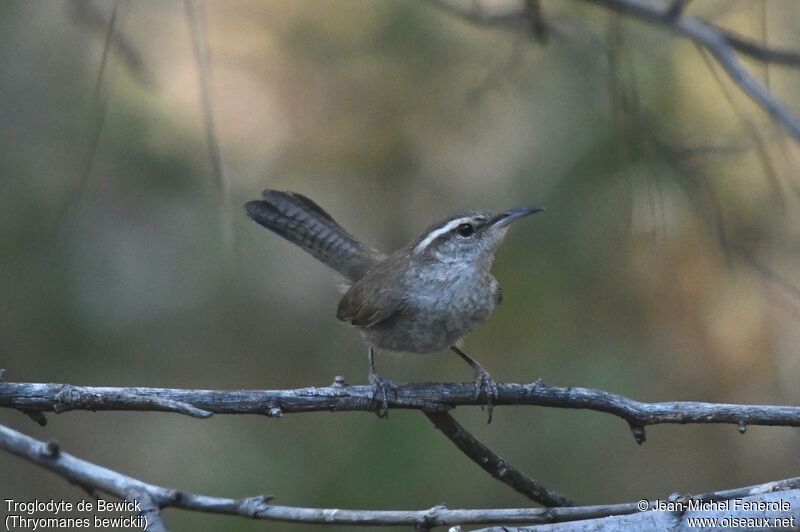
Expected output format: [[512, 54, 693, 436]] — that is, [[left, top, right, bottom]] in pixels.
[[456, 223, 475, 237]]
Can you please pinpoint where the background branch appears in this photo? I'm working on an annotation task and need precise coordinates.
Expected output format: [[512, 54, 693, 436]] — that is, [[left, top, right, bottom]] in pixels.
[[587, 0, 800, 143], [426, 0, 800, 143]]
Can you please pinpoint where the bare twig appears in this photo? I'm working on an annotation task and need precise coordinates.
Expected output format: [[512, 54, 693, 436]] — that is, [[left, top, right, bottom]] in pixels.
[[665, 0, 692, 19], [3, 378, 800, 434], [732, 245, 800, 301], [53, 0, 120, 237], [696, 45, 786, 209], [577, 0, 800, 143], [69, 0, 153, 86], [579, 0, 800, 67], [184, 0, 234, 248], [524, 0, 548, 43], [426, 0, 800, 143], [425, 411, 573, 507], [722, 28, 800, 67], [428, 0, 800, 66]]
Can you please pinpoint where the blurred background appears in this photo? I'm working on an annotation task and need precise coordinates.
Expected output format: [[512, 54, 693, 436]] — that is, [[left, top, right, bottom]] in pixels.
[[2, 0, 800, 530]]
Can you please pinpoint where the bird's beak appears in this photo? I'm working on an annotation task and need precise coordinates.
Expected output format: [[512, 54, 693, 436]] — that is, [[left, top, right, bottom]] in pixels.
[[488, 206, 545, 229]]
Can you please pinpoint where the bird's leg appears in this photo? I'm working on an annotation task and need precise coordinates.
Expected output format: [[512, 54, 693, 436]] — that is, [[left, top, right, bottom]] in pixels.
[[368, 346, 393, 419], [450, 345, 498, 423]]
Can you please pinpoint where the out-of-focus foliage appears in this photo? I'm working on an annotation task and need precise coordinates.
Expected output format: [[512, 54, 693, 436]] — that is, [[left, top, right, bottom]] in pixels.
[[2, 1, 800, 530]]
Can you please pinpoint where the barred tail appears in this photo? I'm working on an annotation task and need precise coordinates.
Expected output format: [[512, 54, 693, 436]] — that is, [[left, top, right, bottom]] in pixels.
[[245, 190, 384, 282]]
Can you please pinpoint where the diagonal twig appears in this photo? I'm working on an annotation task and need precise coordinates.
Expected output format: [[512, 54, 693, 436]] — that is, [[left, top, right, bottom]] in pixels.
[[426, 0, 800, 143], [696, 45, 787, 209], [576, 0, 800, 143], [52, 0, 121, 237], [424, 411, 573, 507], [665, 0, 692, 19], [69, 0, 153, 86]]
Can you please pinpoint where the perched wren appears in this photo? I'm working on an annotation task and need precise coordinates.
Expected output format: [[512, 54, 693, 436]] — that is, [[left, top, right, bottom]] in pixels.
[[246, 190, 543, 419]]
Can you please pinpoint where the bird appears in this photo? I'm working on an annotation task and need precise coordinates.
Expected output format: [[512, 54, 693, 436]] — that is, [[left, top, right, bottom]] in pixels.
[[245, 189, 543, 420]]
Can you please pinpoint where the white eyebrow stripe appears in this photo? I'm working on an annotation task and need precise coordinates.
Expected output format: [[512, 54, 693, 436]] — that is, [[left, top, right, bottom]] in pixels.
[[414, 217, 472, 253]]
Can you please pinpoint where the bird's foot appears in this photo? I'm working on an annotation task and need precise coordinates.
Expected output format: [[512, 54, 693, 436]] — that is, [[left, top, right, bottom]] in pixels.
[[472, 363, 499, 423], [369, 372, 394, 419]]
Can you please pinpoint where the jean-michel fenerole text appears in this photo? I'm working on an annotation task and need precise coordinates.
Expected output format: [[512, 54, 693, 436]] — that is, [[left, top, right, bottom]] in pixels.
[[651, 498, 792, 514]]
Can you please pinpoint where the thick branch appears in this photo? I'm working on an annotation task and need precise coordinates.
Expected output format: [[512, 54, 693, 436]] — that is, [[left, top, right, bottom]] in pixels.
[[3, 379, 800, 433]]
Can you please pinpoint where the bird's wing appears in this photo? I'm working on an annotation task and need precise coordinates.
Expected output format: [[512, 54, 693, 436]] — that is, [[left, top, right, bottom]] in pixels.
[[336, 279, 404, 328]]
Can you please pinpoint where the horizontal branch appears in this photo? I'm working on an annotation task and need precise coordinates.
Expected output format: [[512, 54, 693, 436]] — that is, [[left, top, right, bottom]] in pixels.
[[0, 422, 632, 528], [3, 377, 800, 439], [3, 422, 799, 529]]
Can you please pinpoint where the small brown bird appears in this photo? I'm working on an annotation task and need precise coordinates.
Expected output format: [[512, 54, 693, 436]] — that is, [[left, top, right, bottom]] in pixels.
[[246, 190, 542, 419]]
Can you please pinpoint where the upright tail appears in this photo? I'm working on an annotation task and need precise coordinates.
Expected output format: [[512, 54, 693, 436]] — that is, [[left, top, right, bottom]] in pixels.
[[245, 190, 384, 282]]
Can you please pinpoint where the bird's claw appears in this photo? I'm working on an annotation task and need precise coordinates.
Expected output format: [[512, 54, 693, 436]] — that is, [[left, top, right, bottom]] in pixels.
[[472, 365, 499, 423], [369, 372, 394, 419]]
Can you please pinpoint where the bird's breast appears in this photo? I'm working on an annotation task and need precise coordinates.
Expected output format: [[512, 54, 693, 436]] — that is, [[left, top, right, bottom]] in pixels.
[[360, 268, 500, 353]]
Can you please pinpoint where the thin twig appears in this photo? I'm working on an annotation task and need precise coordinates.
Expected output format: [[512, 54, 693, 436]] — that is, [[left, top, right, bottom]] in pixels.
[[3, 378, 800, 434], [426, 0, 800, 143], [584, 0, 800, 67], [427, 0, 800, 66], [731, 245, 800, 301], [649, 129, 735, 264], [577, 0, 800, 143], [184, 0, 234, 249], [665, 0, 692, 19], [53, 0, 120, 237], [696, 45, 786, 210], [424, 411, 573, 507], [524, 0, 548, 43], [723, 28, 800, 67], [69, 0, 152, 86]]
